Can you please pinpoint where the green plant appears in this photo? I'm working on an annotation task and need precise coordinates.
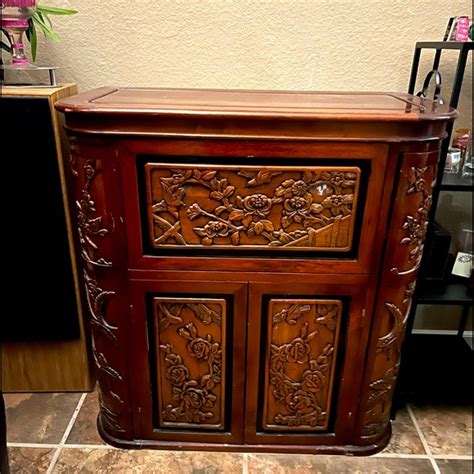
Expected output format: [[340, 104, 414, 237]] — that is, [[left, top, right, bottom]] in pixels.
[[1, 4, 77, 62]]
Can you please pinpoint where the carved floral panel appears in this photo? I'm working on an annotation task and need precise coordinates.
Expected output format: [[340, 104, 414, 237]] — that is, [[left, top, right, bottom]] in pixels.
[[263, 299, 342, 431], [358, 155, 438, 440], [145, 164, 361, 251], [153, 297, 227, 430]]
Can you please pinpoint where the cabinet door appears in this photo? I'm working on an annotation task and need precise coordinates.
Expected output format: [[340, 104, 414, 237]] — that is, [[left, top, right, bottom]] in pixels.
[[245, 278, 370, 446], [128, 279, 247, 444]]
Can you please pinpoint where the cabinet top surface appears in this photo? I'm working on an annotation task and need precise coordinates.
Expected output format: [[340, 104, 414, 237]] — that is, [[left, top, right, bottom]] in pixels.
[[56, 87, 455, 122]]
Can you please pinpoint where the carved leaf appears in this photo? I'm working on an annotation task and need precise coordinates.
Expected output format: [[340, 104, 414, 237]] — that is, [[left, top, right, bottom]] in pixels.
[[231, 232, 240, 245]]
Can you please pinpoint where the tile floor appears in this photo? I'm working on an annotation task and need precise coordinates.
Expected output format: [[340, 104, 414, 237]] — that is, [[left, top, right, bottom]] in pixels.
[[4, 391, 472, 473]]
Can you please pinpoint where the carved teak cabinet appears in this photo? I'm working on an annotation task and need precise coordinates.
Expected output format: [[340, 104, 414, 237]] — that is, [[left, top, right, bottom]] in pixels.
[[56, 88, 454, 455]]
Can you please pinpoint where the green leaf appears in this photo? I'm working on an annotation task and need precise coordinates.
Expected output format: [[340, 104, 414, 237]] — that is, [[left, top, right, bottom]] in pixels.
[[32, 12, 60, 42], [1, 28, 12, 46], [38, 11, 53, 29], [29, 21, 38, 61], [1, 41, 12, 54], [36, 6, 78, 15]]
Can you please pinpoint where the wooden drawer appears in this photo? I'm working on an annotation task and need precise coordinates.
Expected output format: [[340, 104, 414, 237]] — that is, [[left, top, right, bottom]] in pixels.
[[120, 140, 390, 274], [145, 163, 362, 253]]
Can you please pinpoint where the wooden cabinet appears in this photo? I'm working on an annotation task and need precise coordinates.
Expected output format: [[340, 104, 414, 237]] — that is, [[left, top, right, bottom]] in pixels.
[[56, 88, 454, 454]]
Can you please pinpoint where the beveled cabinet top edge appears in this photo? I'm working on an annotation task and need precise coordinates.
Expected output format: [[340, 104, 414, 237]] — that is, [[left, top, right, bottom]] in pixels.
[[55, 87, 456, 122]]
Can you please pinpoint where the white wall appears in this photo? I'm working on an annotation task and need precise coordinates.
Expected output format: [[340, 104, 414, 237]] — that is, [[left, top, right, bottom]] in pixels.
[[34, 0, 473, 330]]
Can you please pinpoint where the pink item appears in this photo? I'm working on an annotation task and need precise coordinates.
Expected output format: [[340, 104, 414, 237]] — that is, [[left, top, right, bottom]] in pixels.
[[455, 16, 470, 42], [2, 1, 36, 6], [0, 0, 36, 64]]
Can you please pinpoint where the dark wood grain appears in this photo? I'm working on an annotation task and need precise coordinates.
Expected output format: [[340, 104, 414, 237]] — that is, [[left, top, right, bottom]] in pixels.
[[56, 88, 453, 455]]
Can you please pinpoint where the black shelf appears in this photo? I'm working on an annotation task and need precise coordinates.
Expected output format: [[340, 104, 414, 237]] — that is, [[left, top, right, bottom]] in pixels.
[[415, 41, 474, 51], [415, 281, 472, 305], [440, 172, 474, 191]]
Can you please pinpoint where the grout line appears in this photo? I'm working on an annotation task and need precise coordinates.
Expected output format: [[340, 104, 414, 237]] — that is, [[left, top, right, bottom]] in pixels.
[[46, 392, 88, 474], [7, 443, 59, 449], [407, 404, 440, 474], [374, 453, 431, 459], [62, 443, 117, 450], [242, 452, 249, 474], [433, 455, 473, 460]]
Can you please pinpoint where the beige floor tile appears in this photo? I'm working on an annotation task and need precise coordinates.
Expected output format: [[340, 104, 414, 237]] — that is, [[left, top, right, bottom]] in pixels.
[[53, 448, 243, 473], [247, 453, 434, 473], [382, 406, 425, 454], [8, 447, 54, 474], [411, 403, 473, 455], [436, 458, 473, 474]]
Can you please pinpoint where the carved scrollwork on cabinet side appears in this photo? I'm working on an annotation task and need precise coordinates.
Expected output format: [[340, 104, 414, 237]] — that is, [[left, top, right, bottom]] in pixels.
[[153, 297, 226, 430], [146, 164, 361, 252], [69, 152, 129, 436], [357, 154, 439, 442], [263, 299, 342, 431], [76, 160, 112, 268]]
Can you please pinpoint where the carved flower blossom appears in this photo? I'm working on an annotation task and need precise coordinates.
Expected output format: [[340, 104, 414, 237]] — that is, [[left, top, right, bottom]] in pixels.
[[242, 194, 273, 217], [275, 178, 311, 199], [285, 337, 311, 363], [167, 364, 189, 386], [322, 194, 353, 215], [284, 390, 314, 413], [194, 221, 230, 245], [301, 368, 325, 393], [282, 194, 321, 226], [187, 338, 211, 360]]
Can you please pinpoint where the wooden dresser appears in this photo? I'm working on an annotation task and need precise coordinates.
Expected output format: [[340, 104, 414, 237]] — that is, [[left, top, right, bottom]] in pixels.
[[56, 88, 455, 455]]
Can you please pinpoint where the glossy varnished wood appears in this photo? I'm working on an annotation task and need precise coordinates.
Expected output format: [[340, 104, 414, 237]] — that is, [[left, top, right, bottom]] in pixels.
[[55, 88, 454, 454]]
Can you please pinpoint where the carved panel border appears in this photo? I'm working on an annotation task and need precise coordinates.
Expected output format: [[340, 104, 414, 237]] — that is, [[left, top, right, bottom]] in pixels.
[[153, 297, 227, 430], [145, 164, 361, 252], [72, 156, 125, 434]]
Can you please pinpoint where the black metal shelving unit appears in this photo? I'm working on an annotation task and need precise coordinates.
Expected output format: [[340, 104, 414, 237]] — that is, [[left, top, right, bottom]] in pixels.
[[406, 40, 473, 314], [394, 41, 473, 414]]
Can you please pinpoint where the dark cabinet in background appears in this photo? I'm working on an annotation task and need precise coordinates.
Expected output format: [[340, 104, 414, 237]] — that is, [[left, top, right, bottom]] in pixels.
[[1, 85, 94, 392]]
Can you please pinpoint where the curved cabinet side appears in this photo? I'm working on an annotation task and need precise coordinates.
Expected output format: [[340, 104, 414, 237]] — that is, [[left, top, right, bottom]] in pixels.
[[354, 147, 440, 443], [68, 137, 134, 439]]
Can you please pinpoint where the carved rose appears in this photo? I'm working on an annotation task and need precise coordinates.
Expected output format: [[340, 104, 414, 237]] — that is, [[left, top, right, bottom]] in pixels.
[[301, 369, 324, 393], [181, 385, 208, 410], [285, 390, 314, 413], [242, 194, 273, 217], [167, 365, 189, 386], [188, 338, 211, 360], [285, 337, 311, 363]]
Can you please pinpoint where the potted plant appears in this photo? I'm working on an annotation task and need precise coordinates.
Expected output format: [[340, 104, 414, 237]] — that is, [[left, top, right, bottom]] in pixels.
[[1, 2, 77, 66]]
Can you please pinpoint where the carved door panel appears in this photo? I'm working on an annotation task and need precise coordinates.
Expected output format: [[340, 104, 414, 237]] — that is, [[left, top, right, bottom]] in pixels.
[[128, 279, 247, 444], [245, 278, 370, 445]]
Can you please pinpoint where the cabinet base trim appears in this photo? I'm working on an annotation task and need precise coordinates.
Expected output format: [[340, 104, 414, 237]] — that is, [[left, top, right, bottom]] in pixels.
[[97, 416, 391, 456]]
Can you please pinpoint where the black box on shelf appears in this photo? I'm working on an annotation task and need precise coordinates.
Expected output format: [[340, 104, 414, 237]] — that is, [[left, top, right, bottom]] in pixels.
[[418, 221, 452, 293]]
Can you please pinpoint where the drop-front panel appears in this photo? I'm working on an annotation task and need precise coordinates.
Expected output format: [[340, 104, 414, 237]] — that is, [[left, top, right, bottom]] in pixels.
[[56, 88, 455, 455]]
